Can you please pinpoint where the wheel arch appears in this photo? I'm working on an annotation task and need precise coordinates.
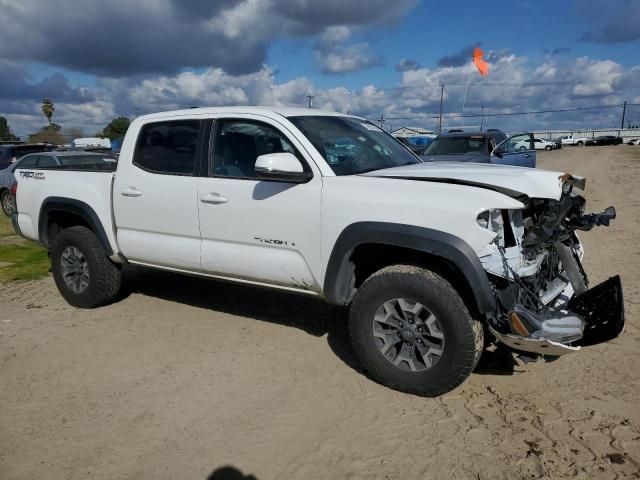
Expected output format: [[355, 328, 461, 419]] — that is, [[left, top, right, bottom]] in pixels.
[[323, 222, 495, 315], [38, 197, 113, 255]]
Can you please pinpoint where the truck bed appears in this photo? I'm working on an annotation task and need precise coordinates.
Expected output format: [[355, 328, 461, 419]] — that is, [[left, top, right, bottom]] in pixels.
[[14, 167, 118, 255]]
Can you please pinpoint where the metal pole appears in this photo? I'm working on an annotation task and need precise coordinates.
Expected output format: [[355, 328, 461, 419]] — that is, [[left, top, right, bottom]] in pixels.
[[438, 84, 444, 134], [620, 101, 626, 129], [480, 106, 484, 131], [306, 95, 314, 109], [378, 114, 385, 130]]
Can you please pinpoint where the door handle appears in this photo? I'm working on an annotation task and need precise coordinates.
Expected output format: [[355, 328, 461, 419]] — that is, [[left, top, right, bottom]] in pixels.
[[200, 193, 228, 205], [121, 187, 143, 197], [523, 154, 531, 158]]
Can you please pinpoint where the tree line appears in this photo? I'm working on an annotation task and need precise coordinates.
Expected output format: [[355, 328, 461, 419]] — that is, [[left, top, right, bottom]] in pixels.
[[0, 99, 131, 145]]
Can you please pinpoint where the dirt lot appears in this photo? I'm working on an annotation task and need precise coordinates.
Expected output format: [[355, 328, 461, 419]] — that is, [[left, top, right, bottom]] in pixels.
[[1, 146, 639, 480]]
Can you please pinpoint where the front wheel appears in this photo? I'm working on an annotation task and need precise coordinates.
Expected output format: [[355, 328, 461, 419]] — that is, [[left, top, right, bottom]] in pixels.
[[1, 190, 15, 216], [349, 265, 483, 397], [51, 226, 121, 308], [545, 145, 552, 151]]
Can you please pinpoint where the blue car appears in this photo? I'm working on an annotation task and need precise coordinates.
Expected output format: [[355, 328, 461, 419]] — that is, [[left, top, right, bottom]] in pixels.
[[420, 130, 536, 168]]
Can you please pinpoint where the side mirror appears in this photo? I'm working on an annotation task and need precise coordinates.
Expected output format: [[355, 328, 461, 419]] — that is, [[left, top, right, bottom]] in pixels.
[[254, 152, 311, 183]]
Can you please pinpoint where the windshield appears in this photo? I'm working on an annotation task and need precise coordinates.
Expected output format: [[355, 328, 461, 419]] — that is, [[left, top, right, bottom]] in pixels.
[[423, 136, 488, 155], [288, 116, 420, 175]]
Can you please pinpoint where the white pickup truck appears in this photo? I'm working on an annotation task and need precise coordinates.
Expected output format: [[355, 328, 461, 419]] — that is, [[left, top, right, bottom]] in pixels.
[[560, 135, 588, 146], [11, 107, 624, 396]]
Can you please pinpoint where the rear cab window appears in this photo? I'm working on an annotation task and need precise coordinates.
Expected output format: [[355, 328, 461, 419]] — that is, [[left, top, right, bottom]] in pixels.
[[133, 120, 201, 175]]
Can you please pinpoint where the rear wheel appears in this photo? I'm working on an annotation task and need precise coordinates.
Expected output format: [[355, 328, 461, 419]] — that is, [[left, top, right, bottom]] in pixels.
[[1, 190, 15, 216], [51, 226, 121, 308], [577, 141, 584, 146], [349, 265, 483, 397], [545, 145, 552, 151]]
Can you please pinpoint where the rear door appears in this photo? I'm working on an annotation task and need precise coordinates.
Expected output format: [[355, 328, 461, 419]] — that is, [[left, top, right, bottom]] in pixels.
[[491, 133, 536, 168], [113, 119, 204, 271]]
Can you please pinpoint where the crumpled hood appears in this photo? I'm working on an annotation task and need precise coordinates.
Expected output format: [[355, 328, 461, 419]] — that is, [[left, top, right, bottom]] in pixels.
[[362, 162, 585, 200]]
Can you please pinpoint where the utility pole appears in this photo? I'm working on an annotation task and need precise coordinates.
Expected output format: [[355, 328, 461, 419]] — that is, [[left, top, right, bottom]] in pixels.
[[620, 101, 626, 129], [306, 94, 314, 109], [438, 84, 444, 134], [378, 114, 386, 130], [480, 105, 485, 131]]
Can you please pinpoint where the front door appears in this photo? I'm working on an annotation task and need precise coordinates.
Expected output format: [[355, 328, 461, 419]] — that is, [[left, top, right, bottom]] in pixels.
[[113, 119, 203, 271], [197, 116, 322, 291], [491, 133, 536, 168]]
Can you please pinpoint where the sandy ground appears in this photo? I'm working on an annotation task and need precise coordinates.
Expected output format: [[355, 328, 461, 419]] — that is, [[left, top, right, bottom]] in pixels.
[[1, 146, 639, 480]]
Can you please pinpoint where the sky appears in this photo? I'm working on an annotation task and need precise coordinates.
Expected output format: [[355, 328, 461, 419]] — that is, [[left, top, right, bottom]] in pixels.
[[1, 0, 639, 138]]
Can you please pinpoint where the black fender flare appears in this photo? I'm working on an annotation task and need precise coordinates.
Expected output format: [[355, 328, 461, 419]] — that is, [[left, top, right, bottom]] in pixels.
[[38, 197, 113, 255], [323, 222, 495, 313]]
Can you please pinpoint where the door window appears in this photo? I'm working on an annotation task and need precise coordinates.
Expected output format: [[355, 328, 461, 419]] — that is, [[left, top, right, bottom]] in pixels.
[[211, 120, 303, 179], [133, 120, 200, 175], [494, 134, 534, 154]]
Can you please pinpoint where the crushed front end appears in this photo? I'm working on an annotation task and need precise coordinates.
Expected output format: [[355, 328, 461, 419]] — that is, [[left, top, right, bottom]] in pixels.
[[477, 176, 624, 356]]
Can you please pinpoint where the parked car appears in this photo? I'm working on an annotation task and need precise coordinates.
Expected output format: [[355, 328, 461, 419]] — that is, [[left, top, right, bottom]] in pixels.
[[71, 137, 112, 149], [421, 130, 536, 167], [585, 136, 623, 146], [396, 136, 426, 155], [0, 151, 116, 216], [515, 137, 556, 151], [627, 138, 640, 145], [559, 135, 587, 146], [551, 138, 563, 149], [0, 143, 55, 170], [10, 107, 623, 396]]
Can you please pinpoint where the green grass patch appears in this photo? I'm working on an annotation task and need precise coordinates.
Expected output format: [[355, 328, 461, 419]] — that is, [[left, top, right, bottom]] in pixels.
[[0, 213, 14, 238], [0, 215, 50, 282]]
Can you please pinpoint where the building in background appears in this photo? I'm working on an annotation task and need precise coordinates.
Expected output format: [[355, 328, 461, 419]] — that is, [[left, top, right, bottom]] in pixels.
[[391, 126, 436, 138]]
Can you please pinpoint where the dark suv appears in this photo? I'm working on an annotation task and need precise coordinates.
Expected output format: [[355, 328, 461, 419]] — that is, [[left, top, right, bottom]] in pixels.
[[420, 130, 507, 163], [0, 143, 55, 170]]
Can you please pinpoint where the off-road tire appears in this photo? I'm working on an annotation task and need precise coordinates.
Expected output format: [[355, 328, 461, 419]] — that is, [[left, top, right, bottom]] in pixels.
[[51, 226, 121, 308], [349, 265, 483, 397]]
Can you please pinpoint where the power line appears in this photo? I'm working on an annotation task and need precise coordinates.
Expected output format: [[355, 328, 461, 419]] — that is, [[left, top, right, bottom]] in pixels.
[[380, 103, 638, 121], [311, 80, 609, 98]]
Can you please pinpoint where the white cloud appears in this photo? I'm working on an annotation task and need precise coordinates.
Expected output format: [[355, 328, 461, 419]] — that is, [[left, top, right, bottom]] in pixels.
[[5, 54, 640, 137], [313, 26, 382, 74]]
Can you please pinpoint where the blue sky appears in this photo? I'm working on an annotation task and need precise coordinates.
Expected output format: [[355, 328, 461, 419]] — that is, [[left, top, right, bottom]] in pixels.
[[1, 0, 639, 136], [267, 0, 639, 88]]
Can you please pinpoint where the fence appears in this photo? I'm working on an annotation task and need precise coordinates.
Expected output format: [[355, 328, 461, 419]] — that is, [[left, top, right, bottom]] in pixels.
[[532, 128, 640, 142]]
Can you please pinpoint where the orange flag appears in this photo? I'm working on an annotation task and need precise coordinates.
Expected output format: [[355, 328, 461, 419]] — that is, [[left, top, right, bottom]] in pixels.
[[473, 47, 489, 77]]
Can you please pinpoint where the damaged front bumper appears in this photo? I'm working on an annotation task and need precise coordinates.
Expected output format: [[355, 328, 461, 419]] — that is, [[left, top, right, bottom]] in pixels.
[[490, 275, 624, 356]]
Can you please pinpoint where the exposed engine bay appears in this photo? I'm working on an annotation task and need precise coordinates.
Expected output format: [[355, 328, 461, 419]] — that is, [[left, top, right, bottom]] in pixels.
[[477, 176, 624, 356]]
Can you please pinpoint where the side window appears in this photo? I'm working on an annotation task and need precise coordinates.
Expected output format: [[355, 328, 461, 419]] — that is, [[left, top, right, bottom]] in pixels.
[[133, 120, 200, 175], [212, 120, 303, 179], [16, 155, 38, 169], [36, 156, 57, 168]]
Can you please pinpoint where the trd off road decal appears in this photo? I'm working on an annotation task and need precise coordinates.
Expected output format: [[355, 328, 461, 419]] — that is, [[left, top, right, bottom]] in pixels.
[[19, 171, 45, 180]]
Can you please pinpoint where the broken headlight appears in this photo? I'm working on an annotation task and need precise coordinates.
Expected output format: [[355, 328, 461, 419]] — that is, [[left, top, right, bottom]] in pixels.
[[477, 209, 504, 240]]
